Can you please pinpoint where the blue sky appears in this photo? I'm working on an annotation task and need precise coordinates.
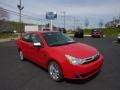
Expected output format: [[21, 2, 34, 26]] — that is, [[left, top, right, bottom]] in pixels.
[[0, 0, 120, 29]]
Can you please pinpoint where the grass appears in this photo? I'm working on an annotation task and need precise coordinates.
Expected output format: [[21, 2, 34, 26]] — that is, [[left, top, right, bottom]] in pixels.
[[67, 28, 120, 37], [102, 28, 120, 37], [71, 28, 120, 37], [0, 33, 18, 39], [0, 28, 120, 39], [84, 29, 92, 35]]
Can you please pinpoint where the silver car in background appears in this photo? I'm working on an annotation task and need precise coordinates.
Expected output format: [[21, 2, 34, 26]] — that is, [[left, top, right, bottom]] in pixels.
[[117, 33, 120, 42]]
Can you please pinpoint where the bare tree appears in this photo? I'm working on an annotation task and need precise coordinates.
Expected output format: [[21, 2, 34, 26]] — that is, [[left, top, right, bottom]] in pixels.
[[0, 7, 9, 31], [0, 7, 9, 20], [118, 14, 120, 23], [85, 18, 89, 28], [99, 19, 104, 28]]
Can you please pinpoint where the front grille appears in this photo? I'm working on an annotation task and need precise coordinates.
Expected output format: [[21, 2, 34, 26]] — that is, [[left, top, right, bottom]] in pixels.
[[83, 54, 100, 64]]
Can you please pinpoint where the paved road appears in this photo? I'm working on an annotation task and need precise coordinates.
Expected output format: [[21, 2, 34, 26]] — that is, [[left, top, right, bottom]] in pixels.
[[0, 38, 120, 90]]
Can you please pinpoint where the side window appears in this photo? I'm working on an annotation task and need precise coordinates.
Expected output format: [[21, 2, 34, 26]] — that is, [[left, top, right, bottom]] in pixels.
[[22, 33, 31, 42], [31, 34, 43, 45]]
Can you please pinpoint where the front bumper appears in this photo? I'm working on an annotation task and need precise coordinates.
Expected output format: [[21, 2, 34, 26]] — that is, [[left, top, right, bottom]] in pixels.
[[92, 34, 101, 38], [63, 55, 104, 80]]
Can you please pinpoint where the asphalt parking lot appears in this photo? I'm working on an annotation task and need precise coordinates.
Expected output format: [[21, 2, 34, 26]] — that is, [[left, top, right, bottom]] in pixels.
[[0, 37, 120, 90]]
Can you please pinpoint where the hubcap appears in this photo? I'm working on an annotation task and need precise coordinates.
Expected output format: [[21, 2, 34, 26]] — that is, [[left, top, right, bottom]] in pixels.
[[49, 64, 60, 80]]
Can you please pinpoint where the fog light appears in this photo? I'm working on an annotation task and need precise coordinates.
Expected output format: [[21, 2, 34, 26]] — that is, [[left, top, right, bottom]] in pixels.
[[75, 74, 83, 79]]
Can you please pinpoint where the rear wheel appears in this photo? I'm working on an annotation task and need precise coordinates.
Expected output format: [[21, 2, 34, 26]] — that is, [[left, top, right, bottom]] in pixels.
[[19, 50, 25, 61], [48, 61, 63, 82]]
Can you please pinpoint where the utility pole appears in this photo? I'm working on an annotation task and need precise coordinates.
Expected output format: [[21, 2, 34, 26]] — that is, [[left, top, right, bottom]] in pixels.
[[50, 19, 52, 31], [17, 0, 24, 37], [73, 17, 76, 31], [61, 11, 66, 29], [63, 11, 66, 29]]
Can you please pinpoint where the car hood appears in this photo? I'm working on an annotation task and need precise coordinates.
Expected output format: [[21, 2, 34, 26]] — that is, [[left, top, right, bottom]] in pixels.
[[51, 42, 98, 58]]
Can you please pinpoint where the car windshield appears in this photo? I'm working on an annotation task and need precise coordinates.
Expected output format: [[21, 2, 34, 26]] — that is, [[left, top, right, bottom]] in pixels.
[[43, 32, 76, 46]]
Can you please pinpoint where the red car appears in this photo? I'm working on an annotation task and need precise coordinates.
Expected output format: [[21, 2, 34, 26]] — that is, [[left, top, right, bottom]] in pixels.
[[91, 29, 103, 38], [17, 31, 104, 82]]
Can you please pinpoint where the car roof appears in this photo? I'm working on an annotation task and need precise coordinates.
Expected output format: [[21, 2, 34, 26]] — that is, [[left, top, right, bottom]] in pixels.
[[92, 29, 101, 31]]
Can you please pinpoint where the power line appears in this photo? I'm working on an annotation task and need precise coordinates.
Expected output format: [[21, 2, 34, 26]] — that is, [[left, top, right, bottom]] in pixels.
[[0, 7, 46, 22], [0, 1, 17, 10], [0, 1, 46, 22], [0, 1, 45, 19], [0, 1, 79, 29]]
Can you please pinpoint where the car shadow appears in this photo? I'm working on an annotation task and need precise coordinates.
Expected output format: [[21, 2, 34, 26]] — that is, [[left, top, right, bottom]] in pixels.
[[22, 58, 48, 72], [19, 58, 101, 84]]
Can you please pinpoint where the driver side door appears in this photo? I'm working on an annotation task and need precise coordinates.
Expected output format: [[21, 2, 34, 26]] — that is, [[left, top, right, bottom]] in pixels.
[[29, 33, 46, 66]]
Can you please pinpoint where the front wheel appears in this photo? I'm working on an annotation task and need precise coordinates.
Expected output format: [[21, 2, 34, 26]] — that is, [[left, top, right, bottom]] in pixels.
[[48, 61, 63, 82]]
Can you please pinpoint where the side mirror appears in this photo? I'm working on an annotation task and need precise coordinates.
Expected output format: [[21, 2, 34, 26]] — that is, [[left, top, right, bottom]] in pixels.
[[33, 42, 42, 47]]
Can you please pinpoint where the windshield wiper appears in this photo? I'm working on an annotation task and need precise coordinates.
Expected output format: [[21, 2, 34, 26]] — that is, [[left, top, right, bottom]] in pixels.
[[50, 41, 76, 47], [50, 43, 65, 47], [63, 41, 76, 45]]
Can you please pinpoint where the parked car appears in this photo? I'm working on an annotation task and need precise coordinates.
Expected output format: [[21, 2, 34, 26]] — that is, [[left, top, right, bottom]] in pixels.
[[17, 31, 104, 82], [59, 28, 66, 33], [91, 29, 103, 38], [117, 33, 120, 42], [74, 29, 84, 38]]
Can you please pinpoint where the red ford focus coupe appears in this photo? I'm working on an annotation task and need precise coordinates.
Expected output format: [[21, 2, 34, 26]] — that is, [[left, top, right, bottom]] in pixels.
[[17, 31, 104, 82]]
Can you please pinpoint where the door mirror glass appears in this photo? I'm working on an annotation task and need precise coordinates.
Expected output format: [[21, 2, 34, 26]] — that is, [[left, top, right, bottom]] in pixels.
[[33, 42, 42, 47]]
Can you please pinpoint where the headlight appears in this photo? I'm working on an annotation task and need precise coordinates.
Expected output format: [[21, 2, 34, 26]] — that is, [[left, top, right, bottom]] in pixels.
[[65, 55, 84, 65], [65, 52, 100, 65]]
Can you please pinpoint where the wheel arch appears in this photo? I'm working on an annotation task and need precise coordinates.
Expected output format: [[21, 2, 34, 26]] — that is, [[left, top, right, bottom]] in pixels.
[[47, 59, 64, 75], [47, 59, 61, 69]]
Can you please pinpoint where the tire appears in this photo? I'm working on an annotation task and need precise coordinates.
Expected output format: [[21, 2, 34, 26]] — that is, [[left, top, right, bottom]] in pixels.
[[48, 61, 63, 82], [19, 50, 25, 61]]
